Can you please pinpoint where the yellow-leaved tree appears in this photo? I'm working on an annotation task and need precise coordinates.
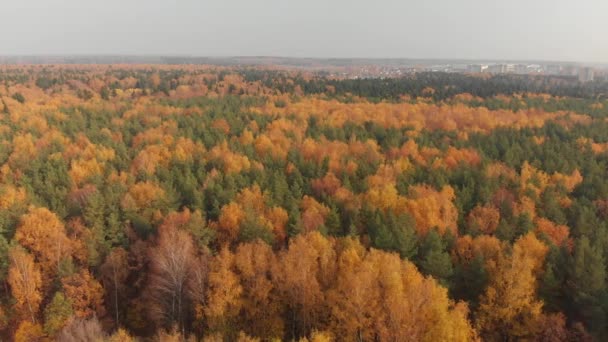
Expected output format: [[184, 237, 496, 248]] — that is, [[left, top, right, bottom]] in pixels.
[[476, 232, 548, 340]]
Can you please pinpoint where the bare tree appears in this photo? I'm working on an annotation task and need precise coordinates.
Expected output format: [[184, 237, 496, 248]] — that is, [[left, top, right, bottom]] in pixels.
[[148, 225, 195, 333], [57, 317, 106, 342], [100, 247, 129, 328]]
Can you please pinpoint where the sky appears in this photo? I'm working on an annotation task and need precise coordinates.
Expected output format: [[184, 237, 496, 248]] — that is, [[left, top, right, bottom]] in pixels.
[[1, 0, 607, 63]]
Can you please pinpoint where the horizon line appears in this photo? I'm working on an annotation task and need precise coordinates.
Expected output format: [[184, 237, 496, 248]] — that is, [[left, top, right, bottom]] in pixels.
[[0, 55, 605, 66]]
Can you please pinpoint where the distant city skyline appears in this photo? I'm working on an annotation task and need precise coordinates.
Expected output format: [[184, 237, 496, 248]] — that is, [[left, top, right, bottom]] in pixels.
[[1, 0, 607, 63]]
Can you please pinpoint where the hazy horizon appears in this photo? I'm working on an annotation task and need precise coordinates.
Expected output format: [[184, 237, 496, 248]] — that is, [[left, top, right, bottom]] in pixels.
[[2, 0, 607, 63], [0, 55, 604, 67]]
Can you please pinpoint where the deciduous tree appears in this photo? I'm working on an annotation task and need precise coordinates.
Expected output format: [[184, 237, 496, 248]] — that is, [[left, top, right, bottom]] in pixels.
[[14, 207, 71, 285], [147, 224, 195, 332], [8, 246, 42, 323]]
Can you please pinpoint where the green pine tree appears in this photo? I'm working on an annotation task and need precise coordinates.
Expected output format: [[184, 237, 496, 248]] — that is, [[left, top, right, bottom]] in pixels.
[[44, 292, 74, 336]]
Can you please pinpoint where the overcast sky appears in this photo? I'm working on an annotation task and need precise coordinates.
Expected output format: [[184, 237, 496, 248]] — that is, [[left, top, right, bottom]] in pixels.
[[1, 0, 607, 63]]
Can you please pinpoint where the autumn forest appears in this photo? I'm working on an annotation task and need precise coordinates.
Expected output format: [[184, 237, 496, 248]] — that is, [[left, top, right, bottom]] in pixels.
[[1, 65, 608, 341]]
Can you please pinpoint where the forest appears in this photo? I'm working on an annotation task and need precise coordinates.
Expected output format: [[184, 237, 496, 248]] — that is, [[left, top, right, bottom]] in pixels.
[[0, 65, 608, 341]]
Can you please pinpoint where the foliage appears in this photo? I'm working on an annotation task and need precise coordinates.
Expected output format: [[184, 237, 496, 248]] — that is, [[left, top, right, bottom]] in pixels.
[[0, 65, 607, 339]]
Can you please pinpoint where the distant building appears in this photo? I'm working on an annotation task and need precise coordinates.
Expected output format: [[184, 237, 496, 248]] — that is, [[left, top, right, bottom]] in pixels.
[[467, 64, 488, 73], [545, 64, 563, 75], [505, 64, 516, 73], [578, 67, 594, 82], [514, 64, 529, 74], [487, 64, 507, 74], [452, 64, 469, 73]]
